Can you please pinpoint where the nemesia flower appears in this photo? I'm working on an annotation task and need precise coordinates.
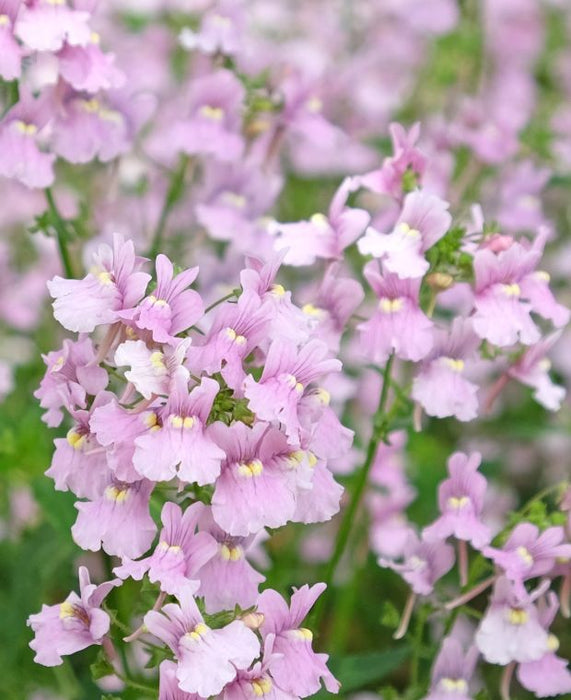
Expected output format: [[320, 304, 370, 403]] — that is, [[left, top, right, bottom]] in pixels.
[[210, 421, 304, 537], [423, 451, 492, 549], [0, 0, 22, 80], [187, 290, 272, 390], [412, 319, 480, 422], [0, 89, 55, 189], [35, 336, 108, 427], [483, 523, 571, 597], [379, 530, 455, 596], [257, 583, 339, 696], [170, 69, 245, 162], [243, 339, 341, 442], [133, 377, 224, 486], [516, 593, 571, 697], [115, 502, 218, 596], [358, 260, 433, 363], [48, 234, 151, 333], [506, 332, 566, 411], [71, 477, 156, 558], [46, 391, 112, 500], [114, 337, 190, 400], [299, 264, 364, 352], [145, 586, 260, 697], [359, 122, 427, 199], [472, 229, 569, 347], [475, 577, 550, 665], [57, 35, 126, 93], [120, 254, 203, 344], [51, 91, 133, 164], [423, 637, 478, 700], [179, 4, 243, 56], [133, 375, 225, 485], [15, 0, 91, 52], [272, 176, 369, 266], [28, 567, 118, 667], [159, 659, 198, 700], [357, 190, 451, 279], [195, 508, 266, 614]]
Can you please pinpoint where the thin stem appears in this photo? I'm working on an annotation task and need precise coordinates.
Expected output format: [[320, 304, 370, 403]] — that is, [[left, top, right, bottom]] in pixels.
[[147, 155, 190, 259], [500, 661, 515, 700], [445, 575, 496, 610], [394, 592, 417, 641], [205, 290, 238, 314], [458, 540, 469, 587], [313, 354, 395, 630], [45, 188, 74, 278], [124, 591, 167, 643]]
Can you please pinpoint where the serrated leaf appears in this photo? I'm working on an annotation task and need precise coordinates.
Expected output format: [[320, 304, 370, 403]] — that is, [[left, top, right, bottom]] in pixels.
[[90, 649, 115, 680]]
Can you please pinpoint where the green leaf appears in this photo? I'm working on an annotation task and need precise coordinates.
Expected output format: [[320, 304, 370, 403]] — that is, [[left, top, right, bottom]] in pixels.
[[329, 646, 411, 693], [90, 650, 115, 681]]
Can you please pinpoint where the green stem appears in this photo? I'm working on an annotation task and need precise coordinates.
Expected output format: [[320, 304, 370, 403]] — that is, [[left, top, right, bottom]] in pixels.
[[45, 188, 74, 278], [205, 290, 239, 314], [147, 155, 190, 259], [313, 354, 395, 631]]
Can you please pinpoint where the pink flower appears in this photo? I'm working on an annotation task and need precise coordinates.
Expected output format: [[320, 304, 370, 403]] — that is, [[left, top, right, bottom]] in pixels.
[[472, 229, 569, 347], [120, 255, 203, 344], [358, 122, 427, 200], [115, 502, 217, 597], [424, 637, 478, 700], [114, 338, 190, 400], [379, 530, 455, 596], [412, 319, 480, 422], [358, 190, 451, 279], [0, 89, 55, 189], [170, 69, 245, 162], [187, 290, 272, 390], [0, 0, 23, 80], [133, 376, 225, 485], [195, 508, 266, 614], [46, 391, 112, 500], [145, 586, 260, 697], [15, 0, 91, 52], [159, 659, 199, 700], [58, 37, 126, 93], [423, 452, 491, 549], [358, 260, 433, 363], [516, 593, 571, 697], [28, 567, 119, 667], [48, 234, 151, 332], [507, 332, 566, 410], [210, 421, 302, 536], [475, 577, 550, 665], [72, 478, 157, 559], [243, 339, 341, 443], [272, 177, 369, 266], [257, 583, 339, 696], [483, 523, 571, 597], [35, 337, 108, 427]]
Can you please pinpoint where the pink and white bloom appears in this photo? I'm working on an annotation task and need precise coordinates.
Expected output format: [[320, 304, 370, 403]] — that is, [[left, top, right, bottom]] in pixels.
[[145, 586, 259, 697], [243, 339, 341, 443], [257, 583, 339, 696], [358, 190, 451, 279], [472, 229, 569, 347], [133, 376, 225, 485], [120, 255, 203, 344], [359, 260, 433, 363], [475, 577, 550, 665], [423, 451, 491, 549], [28, 567, 118, 667], [272, 177, 369, 266], [72, 478, 157, 559], [48, 234, 151, 333], [412, 320, 480, 422], [115, 502, 217, 597], [15, 0, 91, 52], [58, 36, 125, 93], [0, 0, 23, 80], [424, 637, 478, 700]]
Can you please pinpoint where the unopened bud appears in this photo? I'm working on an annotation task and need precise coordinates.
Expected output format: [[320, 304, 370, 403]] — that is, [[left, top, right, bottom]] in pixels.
[[426, 272, 454, 291], [241, 612, 265, 630]]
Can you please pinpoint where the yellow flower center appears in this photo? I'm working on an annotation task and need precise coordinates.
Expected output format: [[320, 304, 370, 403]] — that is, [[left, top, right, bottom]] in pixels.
[[251, 678, 273, 696], [237, 459, 264, 478], [105, 485, 130, 503], [225, 327, 247, 345], [186, 622, 209, 641], [501, 283, 521, 298], [220, 544, 243, 561], [379, 297, 404, 314], [66, 429, 86, 450], [507, 607, 528, 625], [199, 105, 224, 121]]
